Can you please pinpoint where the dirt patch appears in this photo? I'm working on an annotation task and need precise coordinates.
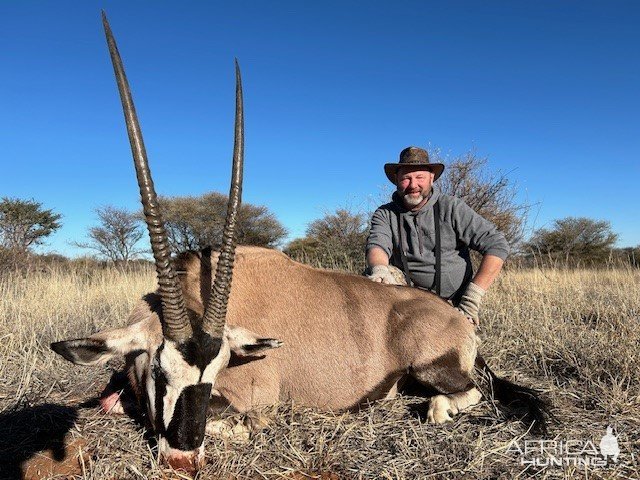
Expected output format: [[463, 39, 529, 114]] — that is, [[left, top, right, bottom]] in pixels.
[[21, 438, 91, 480]]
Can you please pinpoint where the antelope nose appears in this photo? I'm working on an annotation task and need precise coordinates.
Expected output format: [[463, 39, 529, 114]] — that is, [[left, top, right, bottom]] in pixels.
[[163, 450, 204, 474]]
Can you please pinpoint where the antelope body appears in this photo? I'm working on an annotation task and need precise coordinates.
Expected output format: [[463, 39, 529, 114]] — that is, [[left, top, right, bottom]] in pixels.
[[125, 246, 480, 413], [51, 13, 548, 474]]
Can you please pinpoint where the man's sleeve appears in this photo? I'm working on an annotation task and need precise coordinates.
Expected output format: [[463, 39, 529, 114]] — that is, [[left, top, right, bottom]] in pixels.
[[366, 208, 393, 258], [451, 199, 510, 260]]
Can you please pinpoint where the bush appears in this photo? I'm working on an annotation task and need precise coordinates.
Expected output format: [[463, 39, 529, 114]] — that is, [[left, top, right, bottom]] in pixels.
[[159, 192, 287, 252], [285, 209, 368, 272], [523, 217, 618, 266], [0, 197, 62, 253]]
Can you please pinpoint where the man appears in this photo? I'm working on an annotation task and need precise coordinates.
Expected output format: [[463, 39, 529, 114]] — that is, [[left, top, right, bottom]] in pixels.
[[366, 146, 509, 325]]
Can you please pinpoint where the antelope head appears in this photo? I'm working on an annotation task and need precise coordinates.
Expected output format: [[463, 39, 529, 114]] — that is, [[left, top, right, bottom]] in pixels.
[[51, 13, 281, 473]]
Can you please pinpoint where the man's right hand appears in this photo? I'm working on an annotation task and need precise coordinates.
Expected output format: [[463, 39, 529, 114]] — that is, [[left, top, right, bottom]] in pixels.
[[367, 265, 405, 285]]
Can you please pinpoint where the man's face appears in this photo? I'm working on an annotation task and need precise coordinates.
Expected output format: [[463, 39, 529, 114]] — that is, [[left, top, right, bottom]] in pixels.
[[396, 166, 435, 209]]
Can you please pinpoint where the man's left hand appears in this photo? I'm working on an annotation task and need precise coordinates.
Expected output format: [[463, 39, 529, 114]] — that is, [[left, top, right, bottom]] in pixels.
[[456, 282, 485, 326]]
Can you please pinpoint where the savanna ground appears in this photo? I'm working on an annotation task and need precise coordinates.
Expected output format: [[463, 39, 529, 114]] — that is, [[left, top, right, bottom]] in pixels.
[[0, 262, 638, 479]]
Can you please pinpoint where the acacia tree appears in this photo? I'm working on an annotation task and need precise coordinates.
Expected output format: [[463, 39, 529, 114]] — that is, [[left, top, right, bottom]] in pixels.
[[524, 217, 618, 264], [0, 197, 62, 252], [73, 206, 145, 264], [159, 192, 287, 252], [306, 209, 369, 257], [285, 208, 369, 272]]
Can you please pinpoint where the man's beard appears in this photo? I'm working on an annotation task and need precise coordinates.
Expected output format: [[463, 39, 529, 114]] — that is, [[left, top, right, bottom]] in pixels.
[[398, 188, 427, 207]]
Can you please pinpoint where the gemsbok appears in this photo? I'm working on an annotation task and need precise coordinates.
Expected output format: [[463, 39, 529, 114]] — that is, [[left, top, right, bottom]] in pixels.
[[51, 13, 549, 474]]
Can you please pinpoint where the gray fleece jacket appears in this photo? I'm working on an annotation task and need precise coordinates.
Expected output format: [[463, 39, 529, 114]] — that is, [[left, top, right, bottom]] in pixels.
[[366, 184, 509, 301]]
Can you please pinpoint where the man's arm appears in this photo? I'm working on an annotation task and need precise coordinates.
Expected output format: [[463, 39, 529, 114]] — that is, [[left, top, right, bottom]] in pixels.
[[456, 254, 504, 325], [366, 207, 401, 284], [449, 199, 509, 325], [450, 197, 508, 282], [366, 246, 400, 283], [471, 254, 504, 290], [366, 246, 389, 269]]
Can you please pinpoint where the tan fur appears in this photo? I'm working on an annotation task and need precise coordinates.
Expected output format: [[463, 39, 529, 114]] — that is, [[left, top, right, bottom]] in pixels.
[[122, 246, 478, 417]]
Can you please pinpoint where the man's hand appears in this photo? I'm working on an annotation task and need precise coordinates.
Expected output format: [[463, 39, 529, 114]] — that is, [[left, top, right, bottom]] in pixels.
[[367, 265, 406, 285], [456, 282, 485, 326]]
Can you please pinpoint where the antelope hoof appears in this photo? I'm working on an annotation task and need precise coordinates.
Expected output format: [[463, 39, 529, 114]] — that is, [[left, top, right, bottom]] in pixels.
[[427, 395, 459, 424]]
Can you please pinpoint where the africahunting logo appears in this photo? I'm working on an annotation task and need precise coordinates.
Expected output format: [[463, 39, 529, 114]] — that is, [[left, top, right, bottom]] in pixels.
[[507, 426, 620, 467]]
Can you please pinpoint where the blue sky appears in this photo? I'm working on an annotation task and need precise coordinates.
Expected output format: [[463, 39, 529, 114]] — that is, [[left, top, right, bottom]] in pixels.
[[1, 1, 638, 256]]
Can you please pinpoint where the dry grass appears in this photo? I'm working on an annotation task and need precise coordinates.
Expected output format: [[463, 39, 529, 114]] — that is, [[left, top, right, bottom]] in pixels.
[[0, 264, 638, 479]]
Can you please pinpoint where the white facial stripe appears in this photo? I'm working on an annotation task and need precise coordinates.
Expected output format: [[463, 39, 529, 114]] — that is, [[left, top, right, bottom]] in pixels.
[[201, 339, 230, 384], [158, 437, 205, 456], [162, 385, 181, 431], [159, 341, 202, 430], [146, 378, 157, 424]]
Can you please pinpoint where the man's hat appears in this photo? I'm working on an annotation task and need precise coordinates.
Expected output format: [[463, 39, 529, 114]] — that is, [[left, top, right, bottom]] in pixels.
[[384, 146, 445, 184]]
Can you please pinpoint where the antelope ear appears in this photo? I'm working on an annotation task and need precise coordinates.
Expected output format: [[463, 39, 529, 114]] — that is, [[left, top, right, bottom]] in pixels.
[[51, 338, 113, 365], [225, 325, 283, 357], [51, 324, 147, 366]]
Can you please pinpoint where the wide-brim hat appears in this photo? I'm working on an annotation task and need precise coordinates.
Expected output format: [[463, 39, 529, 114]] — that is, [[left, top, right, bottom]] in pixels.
[[384, 146, 444, 184]]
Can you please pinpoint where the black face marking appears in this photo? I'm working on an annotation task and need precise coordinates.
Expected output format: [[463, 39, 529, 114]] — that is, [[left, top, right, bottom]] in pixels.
[[151, 331, 222, 439], [153, 343, 168, 434], [241, 338, 281, 353], [50, 339, 109, 364], [176, 329, 222, 374], [165, 383, 212, 450]]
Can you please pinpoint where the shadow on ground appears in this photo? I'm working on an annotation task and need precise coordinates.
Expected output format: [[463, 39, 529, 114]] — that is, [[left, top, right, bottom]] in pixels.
[[0, 402, 90, 480], [399, 376, 439, 422], [0, 370, 153, 480]]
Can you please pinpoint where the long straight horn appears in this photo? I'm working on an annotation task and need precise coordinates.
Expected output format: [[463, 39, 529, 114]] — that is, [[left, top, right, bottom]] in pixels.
[[202, 61, 244, 337], [102, 12, 192, 343]]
